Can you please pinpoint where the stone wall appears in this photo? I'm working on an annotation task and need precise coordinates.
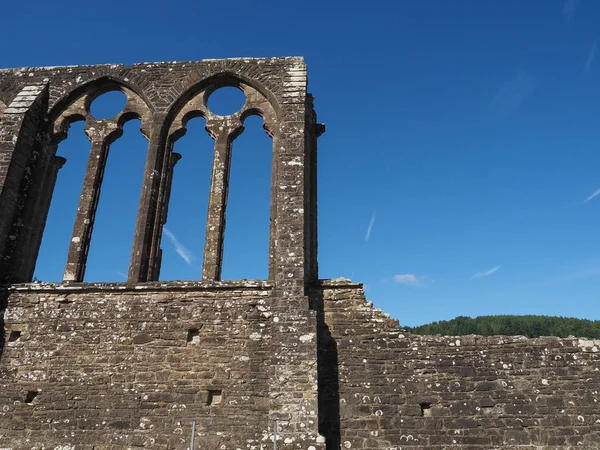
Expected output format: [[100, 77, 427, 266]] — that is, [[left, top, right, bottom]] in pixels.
[[317, 279, 600, 449], [3, 279, 600, 449], [0, 281, 320, 450]]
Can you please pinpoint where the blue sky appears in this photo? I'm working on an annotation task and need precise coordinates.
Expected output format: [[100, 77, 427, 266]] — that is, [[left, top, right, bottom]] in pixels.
[[3, 0, 600, 326]]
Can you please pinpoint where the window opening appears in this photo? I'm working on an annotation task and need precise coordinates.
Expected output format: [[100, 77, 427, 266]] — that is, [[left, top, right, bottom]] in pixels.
[[89, 90, 127, 120], [207, 87, 246, 116], [221, 115, 272, 280], [160, 117, 213, 280], [34, 121, 88, 281], [84, 119, 147, 281]]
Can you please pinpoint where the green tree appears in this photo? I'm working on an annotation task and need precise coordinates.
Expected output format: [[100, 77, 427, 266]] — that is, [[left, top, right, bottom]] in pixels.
[[405, 315, 600, 339]]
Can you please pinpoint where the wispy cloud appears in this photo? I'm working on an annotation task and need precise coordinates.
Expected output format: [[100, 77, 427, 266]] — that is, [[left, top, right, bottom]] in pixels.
[[365, 211, 376, 242], [562, 0, 579, 23], [532, 264, 600, 288], [115, 270, 128, 280], [583, 188, 600, 203], [553, 266, 600, 283], [392, 274, 426, 287], [471, 265, 500, 279], [163, 227, 195, 265], [585, 40, 597, 72], [492, 72, 536, 112]]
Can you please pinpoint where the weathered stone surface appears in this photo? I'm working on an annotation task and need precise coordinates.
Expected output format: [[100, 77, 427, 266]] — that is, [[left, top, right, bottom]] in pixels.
[[0, 282, 320, 449], [1, 59, 600, 449]]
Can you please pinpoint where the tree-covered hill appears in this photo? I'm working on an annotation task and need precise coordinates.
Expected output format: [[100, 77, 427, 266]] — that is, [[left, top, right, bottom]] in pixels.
[[405, 315, 600, 339]]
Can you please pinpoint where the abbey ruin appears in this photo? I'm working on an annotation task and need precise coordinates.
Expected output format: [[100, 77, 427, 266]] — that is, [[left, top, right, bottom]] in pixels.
[[0, 57, 599, 449]]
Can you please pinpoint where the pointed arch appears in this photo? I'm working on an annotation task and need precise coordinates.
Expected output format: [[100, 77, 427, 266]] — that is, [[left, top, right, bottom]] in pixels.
[[48, 76, 153, 146], [30, 77, 155, 282], [145, 72, 281, 281], [165, 71, 280, 138], [49, 75, 153, 124], [221, 113, 273, 280]]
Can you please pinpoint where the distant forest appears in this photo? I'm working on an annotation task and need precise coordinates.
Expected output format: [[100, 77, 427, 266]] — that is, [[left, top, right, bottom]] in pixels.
[[405, 315, 600, 339]]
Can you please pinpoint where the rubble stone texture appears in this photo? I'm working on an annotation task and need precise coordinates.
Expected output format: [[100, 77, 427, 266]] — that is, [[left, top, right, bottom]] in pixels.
[[0, 58, 599, 449]]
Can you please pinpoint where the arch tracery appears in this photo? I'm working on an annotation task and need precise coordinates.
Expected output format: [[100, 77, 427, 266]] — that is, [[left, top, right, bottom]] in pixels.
[[141, 75, 279, 281], [7, 69, 293, 284], [168, 76, 277, 142], [51, 81, 152, 144], [0, 59, 318, 287], [44, 80, 153, 282]]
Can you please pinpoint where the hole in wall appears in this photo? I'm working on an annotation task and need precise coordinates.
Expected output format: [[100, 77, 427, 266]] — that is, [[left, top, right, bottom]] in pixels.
[[8, 330, 21, 342], [207, 389, 222, 405], [207, 87, 246, 116], [24, 390, 39, 404], [187, 328, 200, 344], [89, 90, 127, 120], [34, 121, 88, 281], [84, 119, 148, 281], [160, 116, 213, 281], [420, 402, 431, 417], [221, 115, 272, 280]]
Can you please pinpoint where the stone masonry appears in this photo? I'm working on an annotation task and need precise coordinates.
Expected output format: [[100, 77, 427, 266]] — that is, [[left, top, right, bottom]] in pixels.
[[0, 58, 599, 449]]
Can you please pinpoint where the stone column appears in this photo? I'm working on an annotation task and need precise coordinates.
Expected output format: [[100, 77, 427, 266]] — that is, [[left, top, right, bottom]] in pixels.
[[265, 123, 278, 282], [128, 114, 166, 282], [63, 123, 121, 282], [148, 149, 181, 281], [201, 121, 242, 281]]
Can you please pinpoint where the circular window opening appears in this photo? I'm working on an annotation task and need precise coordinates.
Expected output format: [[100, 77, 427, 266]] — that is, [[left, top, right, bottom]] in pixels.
[[207, 87, 246, 117], [90, 90, 127, 120]]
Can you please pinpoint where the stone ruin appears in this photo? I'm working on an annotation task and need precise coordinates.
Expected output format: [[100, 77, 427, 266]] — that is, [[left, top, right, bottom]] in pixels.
[[0, 57, 599, 449]]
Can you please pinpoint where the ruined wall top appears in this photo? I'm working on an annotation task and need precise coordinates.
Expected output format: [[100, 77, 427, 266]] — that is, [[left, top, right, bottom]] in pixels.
[[0, 57, 307, 114]]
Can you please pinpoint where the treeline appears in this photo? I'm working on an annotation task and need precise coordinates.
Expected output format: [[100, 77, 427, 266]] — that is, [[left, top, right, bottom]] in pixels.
[[405, 315, 600, 338]]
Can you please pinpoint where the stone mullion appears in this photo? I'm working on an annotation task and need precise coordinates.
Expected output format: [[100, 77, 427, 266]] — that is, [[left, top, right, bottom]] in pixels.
[[201, 127, 235, 281], [267, 128, 279, 281], [148, 147, 181, 281], [144, 138, 174, 281], [63, 138, 110, 282], [128, 115, 167, 282]]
